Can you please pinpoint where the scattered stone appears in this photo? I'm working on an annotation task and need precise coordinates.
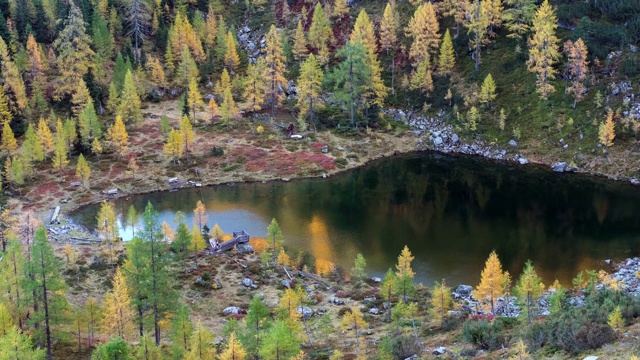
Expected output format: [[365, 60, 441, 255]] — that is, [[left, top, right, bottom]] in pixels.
[[281, 280, 292, 288], [508, 139, 518, 147], [404, 355, 418, 360], [433, 347, 446, 355], [369, 308, 379, 315], [552, 162, 568, 172], [433, 136, 443, 146], [337, 146, 345, 151], [296, 306, 314, 319], [371, 277, 382, 283], [235, 243, 254, 254], [321, 147, 329, 154], [518, 157, 529, 165], [329, 297, 345, 305], [363, 296, 376, 303], [290, 134, 303, 139], [241, 278, 254, 288], [223, 307, 242, 315], [631, 178, 640, 185], [451, 134, 460, 144], [583, 356, 598, 360], [605, 259, 611, 264], [455, 285, 473, 296]]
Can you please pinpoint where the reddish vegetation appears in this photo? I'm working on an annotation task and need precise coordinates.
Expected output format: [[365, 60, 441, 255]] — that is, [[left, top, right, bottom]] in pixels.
[[31, 181, 60, 195], [310, 142, 327, 151], [108, 166, 125, 178], [244, 150, 335, 174]]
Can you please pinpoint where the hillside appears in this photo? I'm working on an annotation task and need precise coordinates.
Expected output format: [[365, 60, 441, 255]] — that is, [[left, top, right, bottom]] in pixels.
[[1, 0, 640, 359]]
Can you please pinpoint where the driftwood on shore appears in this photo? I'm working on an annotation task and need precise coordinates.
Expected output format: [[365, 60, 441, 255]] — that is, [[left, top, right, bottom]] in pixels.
[[297, 269, 331, 288]]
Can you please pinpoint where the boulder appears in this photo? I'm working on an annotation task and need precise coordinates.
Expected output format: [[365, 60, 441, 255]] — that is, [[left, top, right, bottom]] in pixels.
[[236, 243, 254, 254], [583, 357, 598, 360], [451, 134, 460, 144], [296, 306, 314, 319], [433, 136, 444, 146], [552, 162, 568, 172], [433, 347, 446, 355], [369, 308, 379, 315], [281, 280, 292, 288], [371, 277, 382, 283], [518, 157, 529, 165], [223, 307, 242, 315], [455, 285, 473, 296], [508, 139, 518, 147], [329, 297, 345, 305], [241, 278, 254, 288]]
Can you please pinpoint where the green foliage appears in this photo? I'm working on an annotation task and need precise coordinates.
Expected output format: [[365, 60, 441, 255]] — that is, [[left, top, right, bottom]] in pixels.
[[462, 320, 509, 351], [351, 253, 367, 280], [91, 336, 132, 360], [259, 320, 301, 359]]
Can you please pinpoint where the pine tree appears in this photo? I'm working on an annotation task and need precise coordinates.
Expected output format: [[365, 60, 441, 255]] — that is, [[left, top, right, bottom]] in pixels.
[[0, 235, 26, 328], [218, 332, 246, 360], [0, 89, 13, 125], [514, 260, 544, 324], [188, 321, 215, 359], [563, 38, 589, 109], [527, 0, 560, 100], [24, 226, 68, 360], [599, 110, 615, 151], [5, 157, 24, 188], [0, 303, 14, 336], [175, 48, 199, 88], [187, 77, 203, 121], [1, 121, 17, 154], [479, 73, 497, 108], [410, 56, 434, 94], [172, 222, 191, 272], [78, 99, 102, 147], [437, 29, 456, 76], [204, 5, 217, 48], [351, 253, 367, 280], [503, 0, 536, 40], [350, 11, 388, 108], [243, 59, 267, 113], [473, 250, 508, 315], [264, 25, 287, 120], [466, 0, 490, 71], [118, 70, 143, 124], [71, 80, 91, 116], [292, 21, 308, 61], [243, 294, 270, 356], [405, 2, 440, 66], [259, 320, 301, 360], [97, 201, 119, 270], [102, 267, 135, 340], [297, 54, 324, 128], [395, 246, 415, 303], [52, 2, 95, 101], [147, 56, 166, 87], [379, 2, 399, 94], [107, 115, 129, 160], [164, 128, 184, 163], [107, 82, 120, 115], [350, 10, 377, 55], [208, 98, 219, 121], [75, 154, 91, 187], [224, 31, 240, 74], [267, 218, 284, 267], [124, 0, 151, 64], [170, 305, 192, 357], [220, 87, 239, 125], [179, 115, 195, 156], [484, 0, 504, 36], [381, 268, 397, 321], [0, 38, 27, 112]]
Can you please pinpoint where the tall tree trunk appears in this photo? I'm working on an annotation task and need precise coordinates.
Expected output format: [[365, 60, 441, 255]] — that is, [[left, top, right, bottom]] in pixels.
[[40, 252, 52, 360]]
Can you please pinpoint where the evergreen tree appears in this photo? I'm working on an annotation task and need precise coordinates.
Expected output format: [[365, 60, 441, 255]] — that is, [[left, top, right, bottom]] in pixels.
[[172, 222, 192, 272], [36, 118, 55, 157], [1, 121, 17, 155], [175, 48, 199, 88], [218, 332, 246, 360], [466, 0, 490, 71], [224, 31, 240, 74], [21, 124, 45, 167], [24, 226, 68, 360], [395, 246, 415, 303], [0, 327, 45, 359], [479, 73, 497, 108], [410, 56, 434, 94], [170, 305, 192, 358], [437, 29, 456, 76], [52, 136, 69, 173], [188, 321, 215, 359], [292, 21, 308, 61], [243, 294, 271, 356], [0, 235, 26, 328], [296, 54, 323, 129], [527, 0, 560, 100], [187, 78, 203, 121], [350, 10, 388, 109], [599, 110, 615, 151], [96, 201, 118, 270], [0, 91, 12, 125], [308, 2, 332, 64], [264, 25, 287, 120], [164, 127, 184, 163], [220, 86, 239, 125], [351, 253, 367, 280], [340, 308, 368, 348], [125, 0, 152, 64], [78, 99, 102, 147], [92, 12, 114, 84], [503, 0, 536, 40], [563, 38, 589, 109], [179, 115, 195, 156], [267, 218, 284, 267], [430, 280, 453, 325], [107, 115, 129, 160], [259, 320, 301, 360], [379, 2, 399, 94], [0, 38, 27, 112], [52, 2, 95, 101]]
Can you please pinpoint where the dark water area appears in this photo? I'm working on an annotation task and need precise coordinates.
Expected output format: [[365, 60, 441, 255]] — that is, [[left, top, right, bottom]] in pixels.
[[71, 152, 640, 287]]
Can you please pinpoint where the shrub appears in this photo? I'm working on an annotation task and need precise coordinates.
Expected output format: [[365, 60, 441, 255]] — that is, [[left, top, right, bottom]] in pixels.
[[210, 147, 224, 157], [521, 321, 548, 352], [441, 315, 464, 332], [334, 157, 348, 169], [548, 320, 615, 353], [462, 320, 509, 351], [391, 334, 423, 360]]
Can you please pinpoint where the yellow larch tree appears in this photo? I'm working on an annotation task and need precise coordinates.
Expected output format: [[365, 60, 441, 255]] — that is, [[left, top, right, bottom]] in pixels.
[[210, 224, 224, 241], [333, 0, 349, 19], [430, 279, 453, 325], [216, 68, 232, 97], [220, 87, 240, 126], [91, 138, 103, 157], [218, 332, 246, 360], [224, 31, 240, 74], [179, 115, 195, 157], [350, 10, 388, 108], [187, 77, 204, 121], [308, 2, 333, 64], [243, 59, 267, 113], [340, 308, 368, 348], [484, 0, 503, 37], [350, 10, 377, 55], [190, 225, 207, 256], [75, 153, 91, 187], [263, 24, 287, 119], [444, 0, 470, 38], [527, 0, 560, 100], [193, 200, 208, 232], [599, 110, 615, 151], [102, 267, 135, 340], [514, 260, 544, 324], [563, 38, 589, 109], [297, 54, 324, 129], [292, 21, 308, 62], [187, 321, 215, 359], [1, 121, 17, 155], [278, 287, 304, 319], [36, 118, 55, 157], [437, 29, 456, 76], [204, 5, 217, 48], [162, 221, 174, 242], [473, 250, 508, 315], [164, 128, 184, 163], [396, 246, 416, 302], [52, 136, 69, 173], [169, 12, 205, 63], [147, 56, 166, 87], [479, 73, 497, 108], [405, 2, 440, 66], [410, 56, 434, 94], [127, 156, 139, 179], [380, 2, 399, 94], [0, 92, 12, 126], [107, 115, 129, 160], [208, 98, 219, 120]]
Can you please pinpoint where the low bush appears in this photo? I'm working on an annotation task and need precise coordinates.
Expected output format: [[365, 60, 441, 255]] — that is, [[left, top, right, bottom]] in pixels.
[[462, 320, 509, 351]]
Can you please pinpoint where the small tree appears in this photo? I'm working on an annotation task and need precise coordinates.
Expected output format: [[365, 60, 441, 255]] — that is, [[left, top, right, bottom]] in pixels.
[[351, 253, 367, 281], [187, 77, 203, 121], [395, 246, 415, 303], [340, 308, 368, 348], [599, 110, 615, 153], [515, 260, 544, 324], [76, 154, 91, 187], [267, 218, 284, 267], [479, 73, 497, 108], [608, 306, 624, 333], [430, 280, 453, 325]]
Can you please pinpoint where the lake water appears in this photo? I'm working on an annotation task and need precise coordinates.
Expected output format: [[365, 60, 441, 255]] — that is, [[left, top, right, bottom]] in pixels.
[[71, 152, 640, 287]]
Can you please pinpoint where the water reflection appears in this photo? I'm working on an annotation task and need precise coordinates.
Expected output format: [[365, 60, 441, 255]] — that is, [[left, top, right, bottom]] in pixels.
[[72, 152, 640, 286]]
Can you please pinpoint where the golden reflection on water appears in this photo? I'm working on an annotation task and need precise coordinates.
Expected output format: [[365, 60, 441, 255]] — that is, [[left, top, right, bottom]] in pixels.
[[307, 215, 337, 267]]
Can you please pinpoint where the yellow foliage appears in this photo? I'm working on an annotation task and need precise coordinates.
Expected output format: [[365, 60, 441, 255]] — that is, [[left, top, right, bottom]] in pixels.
[[527, 0, 560, 100], [218, 332, 246, 360], [405, 2, 440, 66], [473, 250, 507, 314], [277, 248, 291, 266], [102, 267, 135, 340], [249, 237, 268, 253], [315, 258, 334, 277], [599, 110, 615, 149], [107, 115, 129, 160], [395, 245, 415, 279], [608, 305, 624, 332]]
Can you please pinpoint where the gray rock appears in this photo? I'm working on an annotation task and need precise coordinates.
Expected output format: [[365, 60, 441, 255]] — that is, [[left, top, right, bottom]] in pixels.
[[613, 88, 620, 96], [223, 306, 242, 315], [508, 139, 518, 147], [329, 297, 345, 305], [296, 306, 314, 319], [281, 279, 292, 288], [451, 134, 460, 144], [583, 357, 598, 360], [433, 136, 443, 146], [518, 157, 529, 165], [631, 44, 638, 53], [371, 277, 382, 283], [241, 278, 254, 287], [321, 147, 329, 154], [456, 285, 473, 296], [369, 307, 379, 315], [433, 347, 446, 355], [563, 144, 569, 150], [552, 162, 568, 172], [631, 178, 640, 185], [363, 296, 376, 303], [236, 243, 254, 254]]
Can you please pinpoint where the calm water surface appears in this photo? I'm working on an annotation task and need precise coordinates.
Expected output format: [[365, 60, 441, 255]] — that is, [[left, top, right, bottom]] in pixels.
[[72, 152, 640, 286]]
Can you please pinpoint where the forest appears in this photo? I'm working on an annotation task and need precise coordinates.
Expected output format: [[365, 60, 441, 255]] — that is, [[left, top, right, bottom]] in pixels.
[[1, 0, 640, 358]]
